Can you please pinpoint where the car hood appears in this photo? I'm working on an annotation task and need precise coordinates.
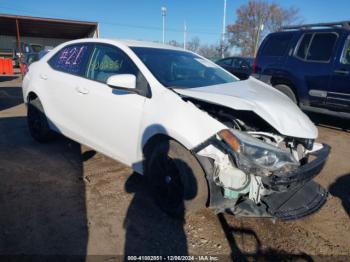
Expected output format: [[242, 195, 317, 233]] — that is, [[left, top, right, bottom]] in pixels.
[[173, 77, 318, 139]]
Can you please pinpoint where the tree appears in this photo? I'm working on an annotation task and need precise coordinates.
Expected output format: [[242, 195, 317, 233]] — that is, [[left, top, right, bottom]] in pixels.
[[167, 38, 229, 60], [187, 37, 201, 53], [197, 44, 231, 60], [227, 0, 301, 57], [197, 44, 220, 60], [167, 40, 181, 48]]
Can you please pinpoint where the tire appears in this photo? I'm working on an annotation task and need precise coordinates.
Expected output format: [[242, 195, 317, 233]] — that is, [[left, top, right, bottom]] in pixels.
[[27, 98, 56, 143], [274, 84, 298, 104], [144, 139, 209, 218]]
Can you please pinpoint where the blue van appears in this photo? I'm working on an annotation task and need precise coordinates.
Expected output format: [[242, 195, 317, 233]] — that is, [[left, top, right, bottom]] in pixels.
[[253, 21, 350, 118]]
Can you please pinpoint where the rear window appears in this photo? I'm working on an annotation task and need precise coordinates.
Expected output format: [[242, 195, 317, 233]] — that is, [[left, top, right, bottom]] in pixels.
[[296, 34, 312, 59], [48, 44, 93, 76], [341, 36, 350, 65], [261, 34, 293, 57], [295, 32, 338, 62], [307, 33, 337, 62], [217, 58, 232, 66]]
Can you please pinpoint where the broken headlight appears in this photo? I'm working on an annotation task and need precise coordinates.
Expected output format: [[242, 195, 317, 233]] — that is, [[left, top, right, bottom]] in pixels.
[[218, 129, 299, 172]]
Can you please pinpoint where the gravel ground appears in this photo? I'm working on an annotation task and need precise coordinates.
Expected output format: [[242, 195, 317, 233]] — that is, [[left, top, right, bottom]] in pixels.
[[0, 76, 349, 261]]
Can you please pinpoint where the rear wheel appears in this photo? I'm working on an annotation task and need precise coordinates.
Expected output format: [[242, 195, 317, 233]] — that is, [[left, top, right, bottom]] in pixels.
[[144, 139, 209, 218], [274, 84, 298, 104], [27, 98, 56, 143]]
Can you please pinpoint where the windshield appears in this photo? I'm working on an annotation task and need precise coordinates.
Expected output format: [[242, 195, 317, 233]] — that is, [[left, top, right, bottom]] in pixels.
[[131, 47, 237, 88], [31, 44, 43, 53]]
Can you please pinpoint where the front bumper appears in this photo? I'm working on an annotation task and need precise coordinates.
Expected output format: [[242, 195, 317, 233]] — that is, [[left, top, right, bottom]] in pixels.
[[195, 138, 331, 220], [262, 144, 331, 192], [259, 144, 330, 220], [261, 180, 328, 220]]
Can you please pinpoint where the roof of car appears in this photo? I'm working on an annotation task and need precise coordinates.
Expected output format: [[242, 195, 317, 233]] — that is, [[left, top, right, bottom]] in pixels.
[[117, 39, 184, 50], [217, 56, 253, 61], [65, 38, 185, 51], [281, 21, 350, 31], [271, 27, 346, 36]]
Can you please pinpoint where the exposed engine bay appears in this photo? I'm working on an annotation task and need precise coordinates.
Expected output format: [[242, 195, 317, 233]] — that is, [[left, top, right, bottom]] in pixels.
[[185, 97, 330, 220]]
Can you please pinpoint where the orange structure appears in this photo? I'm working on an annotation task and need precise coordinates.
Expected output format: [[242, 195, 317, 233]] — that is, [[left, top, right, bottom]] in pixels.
[[0, 58, 14, 75]]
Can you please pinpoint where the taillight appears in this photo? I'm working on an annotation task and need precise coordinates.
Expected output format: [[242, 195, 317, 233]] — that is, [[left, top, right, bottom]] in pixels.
[[24, 65, 28, 76], [20, 63, 28, 76], [252, 58, 257, 73]]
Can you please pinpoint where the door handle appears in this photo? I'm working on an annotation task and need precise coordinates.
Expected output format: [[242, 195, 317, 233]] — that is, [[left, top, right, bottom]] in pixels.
[[40, 74, 48, 80], [334, 69, 349, 75], [76, 86, 89, 94]]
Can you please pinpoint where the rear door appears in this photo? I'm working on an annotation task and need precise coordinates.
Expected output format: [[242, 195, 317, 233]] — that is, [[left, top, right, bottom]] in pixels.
[[328, 34, 350, 111], [45, 43, 93, 143], [292, 32, 339, 107], [257, 32, 294, 74], [232, 58, 252, 79]]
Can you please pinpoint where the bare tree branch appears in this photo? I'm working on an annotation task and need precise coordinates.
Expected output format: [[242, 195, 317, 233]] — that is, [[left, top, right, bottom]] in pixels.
[[227, 0, 302, 57], [187, 37, 201, 53]]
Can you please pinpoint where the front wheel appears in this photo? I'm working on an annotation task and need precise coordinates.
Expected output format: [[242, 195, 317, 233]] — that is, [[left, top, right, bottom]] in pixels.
[[27, 98, 56, 143], [144, 139, 209, 218]]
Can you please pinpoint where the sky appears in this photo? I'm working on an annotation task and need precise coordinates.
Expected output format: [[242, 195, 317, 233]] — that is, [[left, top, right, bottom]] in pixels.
[[0, 0, 349, 45]]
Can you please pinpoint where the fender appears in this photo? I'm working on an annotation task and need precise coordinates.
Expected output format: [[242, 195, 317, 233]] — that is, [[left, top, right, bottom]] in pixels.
[[131, 90, 226, 174]]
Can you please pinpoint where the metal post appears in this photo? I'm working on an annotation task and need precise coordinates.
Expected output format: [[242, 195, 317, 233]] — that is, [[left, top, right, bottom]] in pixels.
[[254, 23, 264, 57], [221, 0, 227, 58], [183, 21, 187, 50], [161, 7, 167, 44], [96, 24, 100, 38], [162, 15, 165, 44], [15, 18, 21, 54]]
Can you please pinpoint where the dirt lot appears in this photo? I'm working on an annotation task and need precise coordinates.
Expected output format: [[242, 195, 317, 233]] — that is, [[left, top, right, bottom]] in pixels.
[[0, 76, 349, 260]]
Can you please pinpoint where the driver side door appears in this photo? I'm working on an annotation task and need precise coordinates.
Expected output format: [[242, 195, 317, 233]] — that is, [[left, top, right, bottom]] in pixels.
[[74, 44, 148, 166]]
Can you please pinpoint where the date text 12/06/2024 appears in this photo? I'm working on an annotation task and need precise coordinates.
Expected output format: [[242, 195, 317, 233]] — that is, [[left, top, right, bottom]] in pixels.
[[126, 255, 219, 261]]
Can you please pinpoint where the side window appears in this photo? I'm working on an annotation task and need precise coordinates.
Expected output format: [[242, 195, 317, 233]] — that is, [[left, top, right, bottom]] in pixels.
[[306, 33, 338, 62], [295, 33, 312, 59], [261, 33, 293, 57], [234, 58, 249, 68], [86, 44, 138, 83], [240, 59, 250, 68], [48, 44, 92, 76], [232, 58, 240, 68], [341, 36, 350, 65], [219, 58, 232, 66]]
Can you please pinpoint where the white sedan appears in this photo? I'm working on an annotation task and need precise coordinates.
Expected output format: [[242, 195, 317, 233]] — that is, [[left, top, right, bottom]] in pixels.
[[22, 39, 330, 220]]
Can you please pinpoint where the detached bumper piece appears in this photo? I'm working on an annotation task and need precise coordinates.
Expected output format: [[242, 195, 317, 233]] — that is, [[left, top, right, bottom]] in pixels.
[[256, 144, 330, 220], [262, 144, 331, 191], [261, 180, 328, 220], [207, 144, 330, 220], [229, 181, 328, 220]]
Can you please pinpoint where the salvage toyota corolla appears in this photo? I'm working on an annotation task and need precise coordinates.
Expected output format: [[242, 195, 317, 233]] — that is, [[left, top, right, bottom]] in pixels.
[[22, 39, 330, 220]]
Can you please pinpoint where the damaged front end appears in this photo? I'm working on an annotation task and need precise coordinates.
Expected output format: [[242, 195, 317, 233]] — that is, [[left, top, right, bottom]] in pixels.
[[193, 125, 330, 221], [175, 86, 330, 220]]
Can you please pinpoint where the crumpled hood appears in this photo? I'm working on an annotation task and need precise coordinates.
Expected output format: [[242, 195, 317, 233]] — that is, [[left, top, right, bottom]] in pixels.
[[174, 77, 318, 139]]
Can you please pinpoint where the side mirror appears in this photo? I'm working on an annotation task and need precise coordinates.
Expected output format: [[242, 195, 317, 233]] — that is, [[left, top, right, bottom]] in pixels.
[[107, 74, 138, 93]]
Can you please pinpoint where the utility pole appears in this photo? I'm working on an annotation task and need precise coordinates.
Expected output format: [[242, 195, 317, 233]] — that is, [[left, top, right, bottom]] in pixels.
[[161, 6, 167, 44], [254, 23, 264, 56], [183, 21, 187, 50], [221, 0, 227, 58]]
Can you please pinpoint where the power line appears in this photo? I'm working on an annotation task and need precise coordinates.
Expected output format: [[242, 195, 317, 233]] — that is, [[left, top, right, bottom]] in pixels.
[[99, 21, 219, 36], [0, 5, 220, 37]]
